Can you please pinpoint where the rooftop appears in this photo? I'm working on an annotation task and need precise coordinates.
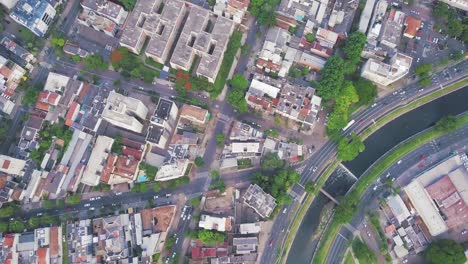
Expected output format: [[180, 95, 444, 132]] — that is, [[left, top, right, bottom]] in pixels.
[[380, 9, 405, 48], [179, 104, 209, 124], [199, 214, 232, 232], [140, 205, 176, 233], [404, 16, 421, 38], [10, 0, 56, 37], [243, 184, 277, 218], [102, 91, 148, 133], [81, 0, 128, 25]]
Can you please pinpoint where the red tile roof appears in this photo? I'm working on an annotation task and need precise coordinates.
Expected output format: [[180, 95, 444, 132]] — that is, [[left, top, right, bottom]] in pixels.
[[247, 95, 272, 111], [256, 58, 281, 72], [122, 147, 143, 160], [404, 16, 421, 38], [49, 226, 59, 257], [114, 155, 138, 179], [37, 247, 48, 264], [3, 234, 15, 247], [2, 160, 10, 169], [65, 101, 80, 127], [100, 154, 116, 184]]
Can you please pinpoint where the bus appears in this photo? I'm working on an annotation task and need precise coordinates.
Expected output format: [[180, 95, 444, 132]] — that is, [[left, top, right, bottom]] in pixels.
[[342, 120, 356, 131]]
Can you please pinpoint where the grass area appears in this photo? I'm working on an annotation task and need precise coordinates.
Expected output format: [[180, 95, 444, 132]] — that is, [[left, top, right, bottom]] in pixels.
[[279, 161, 339, 263], [360, 78, 468, 139], [344, 251, 357, 264], [237, 158, 252, 169], [352, 238, 377, 264], [313, 113, 468, 264]]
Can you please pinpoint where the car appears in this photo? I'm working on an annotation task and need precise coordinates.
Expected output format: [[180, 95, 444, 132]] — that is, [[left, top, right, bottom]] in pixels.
[[367, 232, 371, 237], [154, 195, 159, 199], [172, 252, 176, 258], [175, 237, 179, 244], [90, 197, 95, 201], [415, 36, 420, 40], [115, 192, 122, 195], [461, 230, 467, 235], [66, 207, 72, 211], [166, 194, 172, 198], [84, 203, 91, 207], [416, 57, 420, 63], [400, 91, 406, 95], [37, 213, 43, 216], [393, 91, 398, 95], [403, 258, 409, 263], [371, 103, 377, 107], [419, 88, 424, 92], [90, 207, 95, 210], [269, 239, 274, 247], [373, 185, 378, 191], [363, 224, 367, 228], [95, 196, 101, 200], [312, 166, 318, 173], [283, 208, 287, 214], [397, 160, 402, 164], [316, 117, 320, 123], [187, 214, 192, 220]]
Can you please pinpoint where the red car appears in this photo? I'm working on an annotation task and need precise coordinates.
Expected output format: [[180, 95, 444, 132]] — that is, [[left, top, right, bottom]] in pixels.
[[269, 239, 274, 247]]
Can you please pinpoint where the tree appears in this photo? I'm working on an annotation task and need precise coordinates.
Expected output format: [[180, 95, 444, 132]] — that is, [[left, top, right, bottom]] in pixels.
[[343, 32, 367, 63], [139, 163, 158, 181], [230, 74, 249, 90], [354, 78, 377, 105], [0, 205, 16, 218], [352, 239, 377, 263], [432, 2, 450, 18], [435, 116, 457, 132], [227, 89, 248, 113], [132, 182, 148, 193], [305, 33, 315, 42], [27, 217, 41, 229], [425, 239, 466, 264], [415, 63, 432, 76], [111, 135, 123, 154], [317, 56, 345, 100], [216, 133, 225, 147], [451, 50, 464, 61], [250, 0, 280, 26], [23, 87, 40, 105], [84, 55, 107, 70], [117, 0, 137, 10], [261, 152, 284, 171], [194, 156, 205, 167], [9, 220, 25, 233], [66, 194, 81, 205], [189, 197, 201, 207], [71, 54, 81, 63], [0, 222, 8, 232], [197, 230, 226, 244], [447, 18, 463, 38], [337, 133, 365, 161], [211, 170, 220, 179], [51, 37, 65, 48], [419, 77, 431, 86], [305, 182, 317, 193]]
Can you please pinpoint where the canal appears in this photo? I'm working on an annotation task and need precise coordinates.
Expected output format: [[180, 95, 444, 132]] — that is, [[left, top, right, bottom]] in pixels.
[[286, 86, 468, 264]]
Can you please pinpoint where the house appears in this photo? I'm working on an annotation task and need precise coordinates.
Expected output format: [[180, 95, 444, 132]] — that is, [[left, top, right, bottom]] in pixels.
[[403, 16, 421, 39], [233, 237, 258, 254], [0, 155, 26, 176], [154, 159, 189, 181], [0, 36, 36, 67], [63, 41, 89, 58], [245, 78, 281, 112], [102, 91, 149, 133], [77, 9, 118, 37], [439, 0, 467, 11], [178, 104, 209, 127], [256, 27, 291, 76], [213, 0, 250, 24], [275, 83, 321, 126], [80, 0, 128, 25], [0, 55, 27, 99], [170, 5, 235, 83], [35, 91, 61, 112], [239, 223, 261, 234], [199, 214, 232, 232], [315, 27, 339, 48], [147, 98, 178, 149], [294, 51, 326, 71], [10, 0, 56, 37]]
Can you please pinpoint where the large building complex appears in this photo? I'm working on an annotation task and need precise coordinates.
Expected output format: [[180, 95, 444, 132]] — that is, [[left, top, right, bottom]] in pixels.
[[10, 0, 56, 37], [170, 5, 235, 83], [120, 0, 186, 63]]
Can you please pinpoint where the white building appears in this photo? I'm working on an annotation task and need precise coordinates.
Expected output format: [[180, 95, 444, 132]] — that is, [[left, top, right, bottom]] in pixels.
[[102, 91, 149, 133], [199, 214, 232, 232], [386, 195, 411, 224], [81, 136, 114, 186], [361, 53, 412, 86]]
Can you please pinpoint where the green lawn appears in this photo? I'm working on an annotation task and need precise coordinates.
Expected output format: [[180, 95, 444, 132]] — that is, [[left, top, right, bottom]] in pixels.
[[344, 251, 357, 264]]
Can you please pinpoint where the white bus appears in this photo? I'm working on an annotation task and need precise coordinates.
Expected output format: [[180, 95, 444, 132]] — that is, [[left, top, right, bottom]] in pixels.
[[342, 120, 356, 131]]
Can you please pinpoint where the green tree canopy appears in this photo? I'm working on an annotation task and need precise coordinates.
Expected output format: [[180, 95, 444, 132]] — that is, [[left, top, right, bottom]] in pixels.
[[84, 55, 107, 70], [116, 0, 137, 10], [250, 0, 280, 26], [435, 116, 457, 132], [197, 230, 226, 244], [305, 33, 315, 42], [9, 220, 25, 233], [337, 133, 365, 161], [415, 63, 432, 77], [66, 194, 81, 205], [195, 156, 205, 167], [317, 56, 345, 100], [261, 152, 284, 171], [230, 74, 249, 90], [352, 239, 377, 264], [425, 239, 466, 264], [343, 32, 367, 63], [305, 182, 317, 193], [227, 89, 248, 113], [354, 78, 377, 105]]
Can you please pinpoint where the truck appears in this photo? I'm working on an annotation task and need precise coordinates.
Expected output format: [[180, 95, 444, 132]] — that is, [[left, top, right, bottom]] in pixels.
[[342, 120, 356, 131]]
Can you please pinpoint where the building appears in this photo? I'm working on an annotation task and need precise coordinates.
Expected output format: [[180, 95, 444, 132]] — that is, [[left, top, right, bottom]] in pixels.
[[147, 98, 178, 149], [170, 4, 235, 83], [404, 153, 468, 237], [243, 184, 277, 218], [0, 0, 19, 10], [102, 91, 149, 133], [10, 0, 56, 37], [233, 237, 258, 255], [358, 0, 376, 33], [294, 51, 326, 71], [0, 36, 35, 64], [154, 159, 189, 181], [315, 28, 339, 48], [361, 53, 412, 86], [245, 78, 281, 112], [199, 214, 232, 232], [440, 0, 468, 11], [213, 0, 250, 24], [403, 16, 421, 39], [0, 155, 26, 176], [120, 0, 186, 61], [239, 223, 261, 234], [81, 136, 114, 186], [67, 219, 95, 263], [0, 55, 27, 99], [256, 27, 291, 76], [93, 214, 131, 261], [380, 9, 405, 49], [63, 41, 89, 58], [178, 104, 209, 127], [386, 195, 411, 224], [366, 0, 388, 43], [229, 121, 263, 141], [80, 0, 128, 25], [230, 142, 262, 155], [77, 8, 118, 36]]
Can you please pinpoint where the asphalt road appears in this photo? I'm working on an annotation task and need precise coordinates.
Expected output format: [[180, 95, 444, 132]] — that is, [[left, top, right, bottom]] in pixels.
[[325, 123, 468, 264], [260, 60, 468, 264]]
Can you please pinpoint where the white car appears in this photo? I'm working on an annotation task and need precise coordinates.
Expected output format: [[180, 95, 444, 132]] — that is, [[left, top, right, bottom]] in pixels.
[[95, 196, 101, 200], [371, 103, 377, 108], [397, 160, 402, 164], [461, 230, 467, 235], [312, 167, 318, 173], [90, 197, 95, 201], [84, 203, 90, 207], [115, 192, 122, 196], [37, 213, 43, 216], [90, 207, 95, 211]]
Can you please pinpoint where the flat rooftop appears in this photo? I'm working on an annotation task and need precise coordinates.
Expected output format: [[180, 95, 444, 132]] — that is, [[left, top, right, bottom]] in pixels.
[[120, 0, 185, 58], [170, 4, 234, 81]]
